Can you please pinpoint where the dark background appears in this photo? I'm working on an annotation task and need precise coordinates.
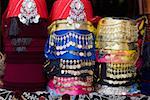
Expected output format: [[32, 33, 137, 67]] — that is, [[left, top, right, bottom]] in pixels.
[[0, 0, 139, 52]]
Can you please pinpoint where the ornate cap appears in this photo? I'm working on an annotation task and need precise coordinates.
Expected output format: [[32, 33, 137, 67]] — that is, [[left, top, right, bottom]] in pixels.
[[49, 0, 94, 23], [6, 0, 48, 24]]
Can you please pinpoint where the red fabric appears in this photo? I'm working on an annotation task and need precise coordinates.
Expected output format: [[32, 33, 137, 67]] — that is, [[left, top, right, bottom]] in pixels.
[[91, 16, 102, 27], [49, 0, 94, 22], [2, 28, 47, 91], [1, 0, 48, 91], [4, 64, 46, 90], [6, 0, 48, 18], [2, 29, 47, 91], [2, 35, 47, 91], [135, 57, 143, 71], [4, 64, 45, 83], [2, 10, 48, 91]]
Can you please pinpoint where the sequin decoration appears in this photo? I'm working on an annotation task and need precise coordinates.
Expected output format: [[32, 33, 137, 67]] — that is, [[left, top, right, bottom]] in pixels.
[[67, 0, 86, 25], [18, 0, 40, 25]]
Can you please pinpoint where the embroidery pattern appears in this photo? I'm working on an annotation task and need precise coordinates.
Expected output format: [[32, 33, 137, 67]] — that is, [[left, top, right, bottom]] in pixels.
[[18, 0, 40, 25], [67, 0, 86, 25]]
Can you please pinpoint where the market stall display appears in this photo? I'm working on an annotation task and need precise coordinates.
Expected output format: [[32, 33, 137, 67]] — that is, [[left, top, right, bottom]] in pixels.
[[44, 0, 96, 98]]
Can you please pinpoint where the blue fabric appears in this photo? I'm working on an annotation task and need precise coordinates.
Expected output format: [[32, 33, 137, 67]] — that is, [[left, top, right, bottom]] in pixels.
[[128, 83, 140, 94], [47, 87, 76, 100], [54, 29, 94, 36], [143, 42, 150, 45], [47, 87, 62, 99], [45, 30, 96, 60], [45, 30, 95, 51], [45, 50, 95, 60]]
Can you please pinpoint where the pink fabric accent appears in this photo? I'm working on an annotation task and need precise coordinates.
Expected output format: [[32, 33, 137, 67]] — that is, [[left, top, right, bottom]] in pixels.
[[96, 51, 135, 63], [48, 79, 93, 95], [91, 16, 102, 26], [96, 55, 134, 63]]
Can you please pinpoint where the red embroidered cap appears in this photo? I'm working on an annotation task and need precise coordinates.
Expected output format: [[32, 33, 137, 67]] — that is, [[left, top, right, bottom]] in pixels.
[[49, 0, 94, 22]]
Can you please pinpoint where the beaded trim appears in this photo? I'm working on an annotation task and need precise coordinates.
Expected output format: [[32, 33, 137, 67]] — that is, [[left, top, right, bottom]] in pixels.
[[49, 31, 94, 50], [103, 79, 129, 85], [53, 76, 93, 83], [18, 0, 40, 25], [53, 76, 93, 87], [55, 86, 94, 93], [106, 63, 136, 79], [54, 81, 92, 87], [98, 23, 138, 34], [106, 73, 135, 79], [60, 59, 95, 69], [107, 63, 134, 69], [60, 69, 94, 76], [98, 85, 130, 95], [48, 20, 96, 34], [48, 50, 93, 57], [97, 32, 138, 43]]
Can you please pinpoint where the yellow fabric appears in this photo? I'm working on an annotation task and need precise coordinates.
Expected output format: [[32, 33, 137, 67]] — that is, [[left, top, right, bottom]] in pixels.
[[96, 17, 138, 48], [48, 20, 96, 34]]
